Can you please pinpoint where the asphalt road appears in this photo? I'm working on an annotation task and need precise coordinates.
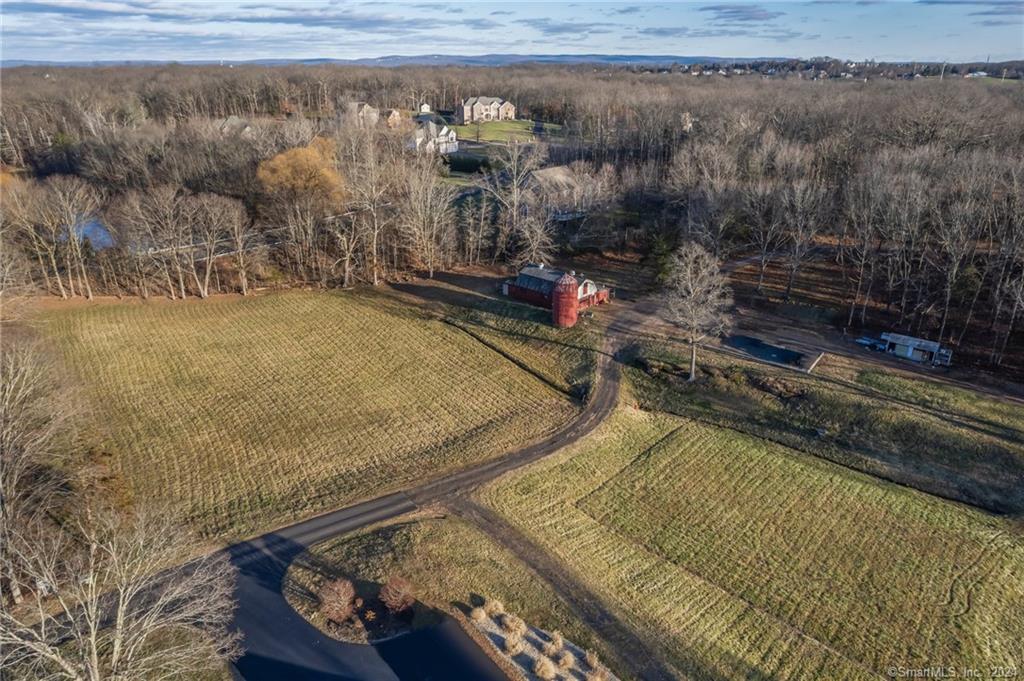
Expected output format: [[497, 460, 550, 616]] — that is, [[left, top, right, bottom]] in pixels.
[[227, 307, 632, 681]]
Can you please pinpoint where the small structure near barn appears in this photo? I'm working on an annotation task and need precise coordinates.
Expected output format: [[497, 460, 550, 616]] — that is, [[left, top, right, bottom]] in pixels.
[[880, 332, 953, 366], [503, 263, 611, 328]]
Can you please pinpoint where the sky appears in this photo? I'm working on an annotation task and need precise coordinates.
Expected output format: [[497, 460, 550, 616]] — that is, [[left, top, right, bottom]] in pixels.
[[1, 0, 1021, 64]]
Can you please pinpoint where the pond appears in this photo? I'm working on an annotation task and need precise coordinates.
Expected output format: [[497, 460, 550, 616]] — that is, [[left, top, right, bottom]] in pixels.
[[725, 335, 804, 367]]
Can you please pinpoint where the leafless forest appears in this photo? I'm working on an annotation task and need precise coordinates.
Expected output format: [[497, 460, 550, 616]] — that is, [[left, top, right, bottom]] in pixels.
[[2, 64, 1023, 368]]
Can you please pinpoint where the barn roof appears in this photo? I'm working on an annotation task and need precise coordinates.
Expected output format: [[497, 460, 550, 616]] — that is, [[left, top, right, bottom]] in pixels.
[[513, 264, 573, 296]]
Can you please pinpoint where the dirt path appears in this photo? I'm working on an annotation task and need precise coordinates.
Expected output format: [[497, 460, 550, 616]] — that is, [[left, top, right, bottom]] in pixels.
[[449, 497, 681, 681]]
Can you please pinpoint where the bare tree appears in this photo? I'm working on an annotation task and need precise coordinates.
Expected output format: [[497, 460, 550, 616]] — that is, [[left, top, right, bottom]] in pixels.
[[741, 179, 785, 293], [782, 180, 826, 300], [48, 177, 102, 300], [221, 200, 255, 296], [5, 182, 67, 299], [930, 196, 978, 342], [398, 154, 456, 278], [0, 345, 75, 605], [477, 140, 546, 263], [514, 210, 556, 266], [663, 241, 733, 381], [337, 129, 397, 286], [842, 168, 885, 327], [1, 506, 242, 681]]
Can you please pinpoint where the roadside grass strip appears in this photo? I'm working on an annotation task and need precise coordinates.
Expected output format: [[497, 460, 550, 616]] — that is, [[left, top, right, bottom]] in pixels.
[[41, 291, 577, 538], [480, 407, 1024, 680]]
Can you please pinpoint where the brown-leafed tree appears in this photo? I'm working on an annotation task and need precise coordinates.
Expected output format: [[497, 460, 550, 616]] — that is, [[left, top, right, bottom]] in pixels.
[[319, 577, 356, 624], [378, 576, 414, 614], [664, 241, 733, 381]]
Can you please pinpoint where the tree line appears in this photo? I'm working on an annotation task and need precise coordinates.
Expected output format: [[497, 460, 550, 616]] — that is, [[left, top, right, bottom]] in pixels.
[[1, 64, 1023, 368]]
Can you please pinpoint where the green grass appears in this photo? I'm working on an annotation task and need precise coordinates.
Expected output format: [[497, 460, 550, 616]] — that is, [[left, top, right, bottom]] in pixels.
[[856, 369, 1024, 438], [447, 297, 602, 398], [39, 291, 579, 538], [479, 406, 1024, 680], [627, 340, 1024, 514], [286, 514, 614, 659], [451, 119, 561, 143]]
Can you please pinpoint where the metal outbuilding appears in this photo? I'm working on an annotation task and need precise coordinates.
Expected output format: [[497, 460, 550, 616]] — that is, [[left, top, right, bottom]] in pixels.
[[880, 332, 953, 366]]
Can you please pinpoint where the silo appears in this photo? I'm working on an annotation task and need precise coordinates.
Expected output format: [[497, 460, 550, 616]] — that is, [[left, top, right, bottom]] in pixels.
[[552, 273, 579, 328]]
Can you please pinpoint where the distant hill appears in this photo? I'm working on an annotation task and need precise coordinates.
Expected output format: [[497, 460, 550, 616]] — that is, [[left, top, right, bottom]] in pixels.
[[0, 53, 789, 68]]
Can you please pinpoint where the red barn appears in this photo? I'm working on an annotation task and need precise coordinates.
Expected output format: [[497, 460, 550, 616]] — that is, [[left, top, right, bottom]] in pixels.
[[502, 263, 611, 328]]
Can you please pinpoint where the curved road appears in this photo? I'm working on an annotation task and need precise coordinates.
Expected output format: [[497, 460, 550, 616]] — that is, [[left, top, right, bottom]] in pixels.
[[227, 303, 646, 680]]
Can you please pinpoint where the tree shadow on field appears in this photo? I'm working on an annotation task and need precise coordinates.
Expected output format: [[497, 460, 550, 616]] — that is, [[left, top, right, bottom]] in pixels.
[[431, 270, 507, 296], [390, 282, 491, 310]]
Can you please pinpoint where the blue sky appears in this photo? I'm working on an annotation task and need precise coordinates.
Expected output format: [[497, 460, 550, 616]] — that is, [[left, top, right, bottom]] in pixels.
[[1, 1, 1021, 63]]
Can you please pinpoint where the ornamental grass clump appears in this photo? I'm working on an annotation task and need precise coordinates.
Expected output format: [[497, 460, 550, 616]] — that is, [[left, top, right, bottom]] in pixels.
[[483, 598, 504, 616], [541, 630, 564, 657], [503, 634, 524, 655], [533, 656, 557, 680]]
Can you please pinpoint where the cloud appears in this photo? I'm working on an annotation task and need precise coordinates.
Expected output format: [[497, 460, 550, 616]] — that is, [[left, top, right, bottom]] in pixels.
[[514, 17, 616, 36], [636, 25, 750, 38], [916, 0, 1024, 13], [698, 3, 786, 23], [461, 17, 502, 30], [489, 10, 514, 15]]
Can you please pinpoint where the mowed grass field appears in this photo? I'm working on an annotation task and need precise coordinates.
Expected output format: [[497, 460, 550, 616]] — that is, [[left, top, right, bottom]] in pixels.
[[39, 291, 579, 538], [479, 406, 1024, 680]]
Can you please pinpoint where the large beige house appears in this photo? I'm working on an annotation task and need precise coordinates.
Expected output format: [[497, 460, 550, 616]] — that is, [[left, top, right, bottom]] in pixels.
[[457, 96, 515, 124]]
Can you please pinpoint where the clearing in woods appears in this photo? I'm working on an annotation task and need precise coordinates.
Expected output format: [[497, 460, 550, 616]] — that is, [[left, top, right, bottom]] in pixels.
[[38, 290, 581, 538], [478, 406, 1024, 680]]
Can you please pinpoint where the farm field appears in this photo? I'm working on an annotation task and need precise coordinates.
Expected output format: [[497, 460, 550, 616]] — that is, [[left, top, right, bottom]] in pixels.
[[479, 406, 1024, 680], [451, 119, 561, 143], [627, 338, 1024, 514], [391, 270, 604, 396], [38, 291, 580, 538], [285, 513, 616, 665]]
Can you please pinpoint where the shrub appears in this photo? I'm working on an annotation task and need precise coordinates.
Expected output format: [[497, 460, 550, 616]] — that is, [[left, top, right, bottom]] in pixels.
[[483, 598, 504, 616], [503, 634, 524, 655], [585, 649, 600, 669], [500, 613, 527, 637], [533, 656, 557, 680], [585, 670, 608, 681], [318, 578, 355, 623], [557, 650, 575, 670], [379, 576, 415, 614], [470, 606, 487, 622]]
